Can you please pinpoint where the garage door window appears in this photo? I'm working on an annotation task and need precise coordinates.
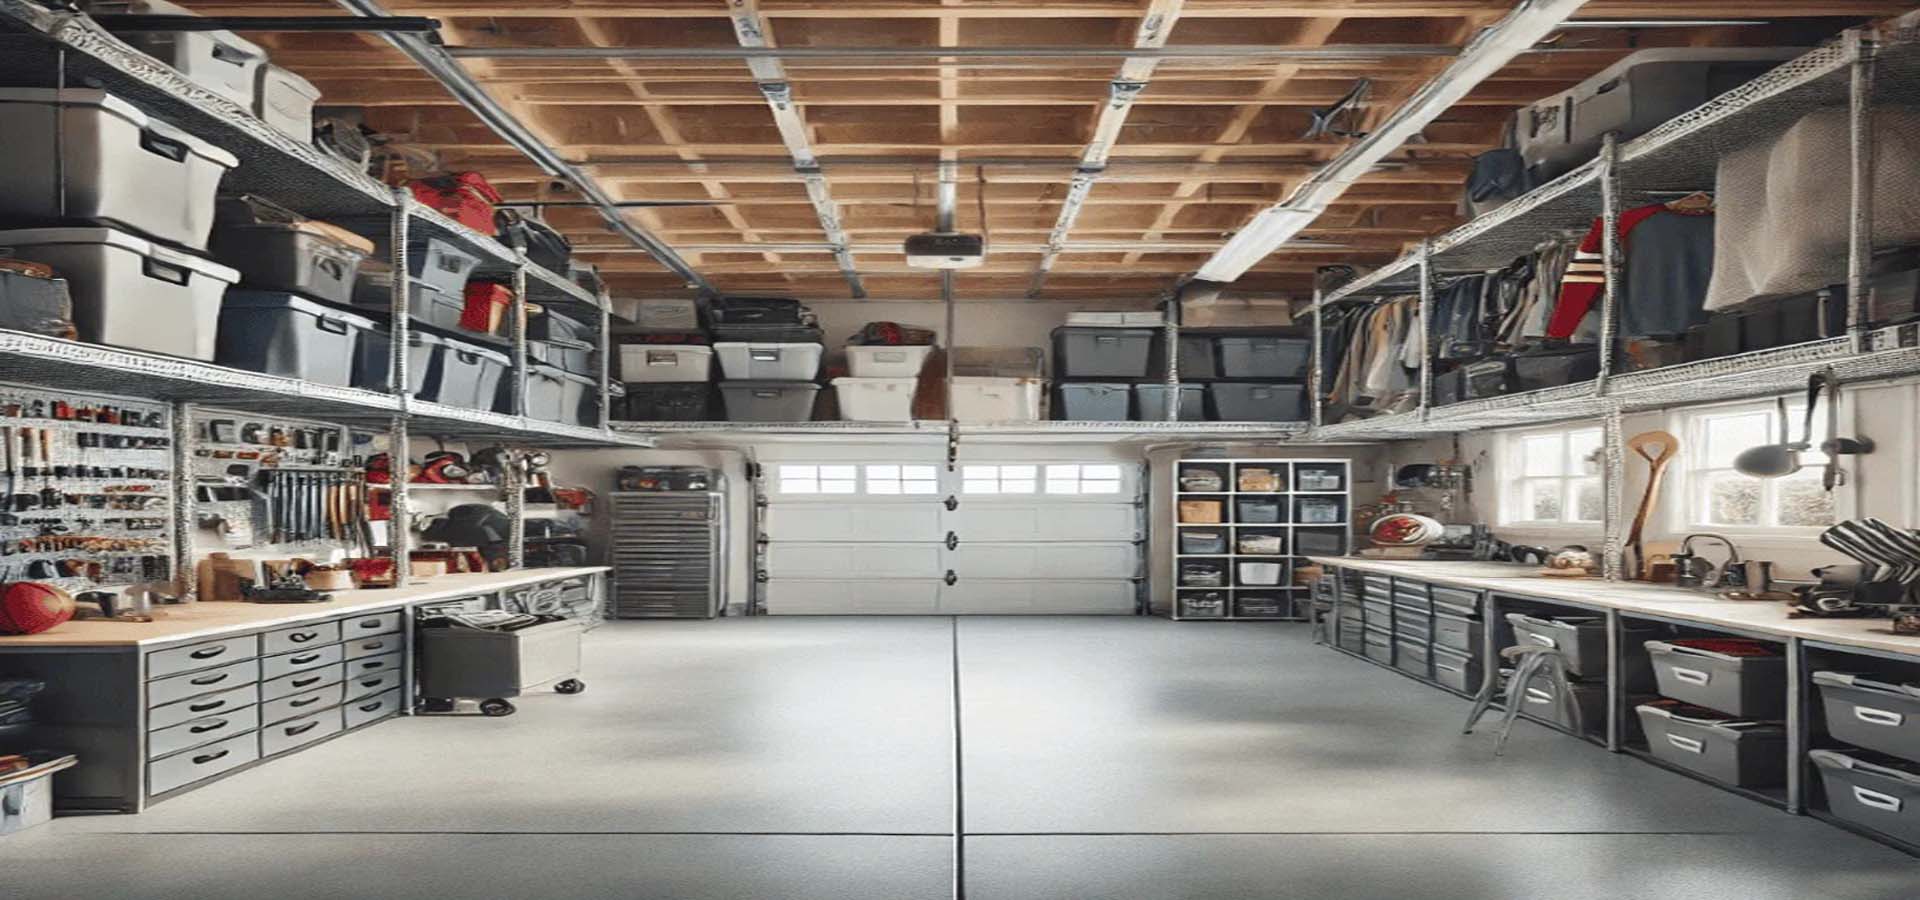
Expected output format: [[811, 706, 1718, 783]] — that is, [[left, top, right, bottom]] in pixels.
[[963, 465, 1038, 495], [865, 464, 940, 495], [778, 464, 858, 495], [1045, 464, 1124, 495]]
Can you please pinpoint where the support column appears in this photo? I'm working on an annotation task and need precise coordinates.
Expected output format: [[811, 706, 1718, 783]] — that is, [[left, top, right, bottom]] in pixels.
[[511, 261, 531, 417], [1163, 290, 1180, 423], [1596, 132, 1622, 395], [387, 190, 413, 580], [1416, 240, 1434, 421], [170, 401, 196, 599], [505, 448, 526, 569], [1847, 30, 1879, 351], [1309, 286, 1325, 430], [1601, 403, 1625, 581]]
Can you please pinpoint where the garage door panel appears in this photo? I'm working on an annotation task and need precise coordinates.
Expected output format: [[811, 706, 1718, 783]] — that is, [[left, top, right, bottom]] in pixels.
[[766, 543, 941, 579], [938, 580, 1136, 615], [944, 503, 1140, 542], [764, 579, 941, 615], [765, 504, 944, 542], [948, 542, 1138, 580]]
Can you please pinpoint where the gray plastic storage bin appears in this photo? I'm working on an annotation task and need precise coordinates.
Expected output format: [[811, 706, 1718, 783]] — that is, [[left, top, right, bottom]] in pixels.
[[352, 269, 471, 337], [1179, 593, 1226, 619], [1507, 613, 1657, 688], [1813, 672, 1920, 761], [1637, 701, 1788, 788], [1433, 612, 1483, 656], [1148, 333, 1216, 380], [1433, 645, 1483, 693], [1646, 640, 1787, 718], [531, 338, 595, 377], [523, 363, 595, 425], [435, 338, 507, 411], [0, 226, 237, 360], [1295, 496, 1344, 525], [1235, 497, 1282, 524], [1810, 750, 1920, 846], [1396, 638, 1431, 679], [88, 0, 266, 107], [531, 309, 592, 344], [255, 64, 319, 142], [211, 215, 370, 307], [1294, 530, 1345, 555], [1209, 382, 1306, 422], [1519, 667, 1606, 733], [1179, 530, 1227, 555], [1054, 327, 1154, 378], [1362, 627, 1395, 665], [216, 291, 378, 386], [1216, 335, 1310, 379], [1055, 382, 1132, 421], [363, 237, 480, 300], [0, 88, 239, 251], [720, 381, 820, 423], [352, 328, 442, 397], [1133, 384, 1204, 422]]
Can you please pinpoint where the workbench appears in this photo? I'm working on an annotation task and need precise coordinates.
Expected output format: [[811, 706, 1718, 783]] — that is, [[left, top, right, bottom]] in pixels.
[[0, 567, 608, 813]]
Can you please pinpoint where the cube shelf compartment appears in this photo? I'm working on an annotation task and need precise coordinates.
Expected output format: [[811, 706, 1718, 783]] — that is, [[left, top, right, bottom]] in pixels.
[[1171, 458, 1350, 621]]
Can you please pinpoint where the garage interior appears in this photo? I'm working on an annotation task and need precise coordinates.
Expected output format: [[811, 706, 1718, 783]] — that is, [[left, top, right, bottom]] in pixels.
[[3, 1, 1920, 898]]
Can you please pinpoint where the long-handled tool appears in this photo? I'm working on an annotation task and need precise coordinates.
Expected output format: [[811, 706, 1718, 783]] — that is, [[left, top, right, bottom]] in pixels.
[[1624, 430, 1678, 580]]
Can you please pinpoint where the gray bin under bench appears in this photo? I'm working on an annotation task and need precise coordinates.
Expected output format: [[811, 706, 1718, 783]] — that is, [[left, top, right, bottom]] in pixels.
[[1811, 749, 1920, 848], [1646, 639, 1788, 719], [1813, 672, 1920, 762], [1507, 612, 1657, 689], [1636, 700, 1788, 789]]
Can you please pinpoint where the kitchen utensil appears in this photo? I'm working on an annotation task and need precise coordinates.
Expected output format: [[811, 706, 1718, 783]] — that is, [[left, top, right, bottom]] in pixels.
[[1732, 396, 1803, 479], [1624, 431, 1678, 579]]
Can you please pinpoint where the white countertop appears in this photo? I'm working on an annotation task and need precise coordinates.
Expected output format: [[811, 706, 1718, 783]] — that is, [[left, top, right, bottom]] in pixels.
[[1309, 556, 1920, 657], [0, 568, 609, 649]]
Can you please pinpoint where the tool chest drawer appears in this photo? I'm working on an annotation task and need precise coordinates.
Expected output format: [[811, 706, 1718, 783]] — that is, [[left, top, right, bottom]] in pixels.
[[1814, 672, 1920, 761], [1361, 576, 1392, 600], [342, 631, 405, 662], [149, 659, 259, 708], [1391, 584, 1430, 613], [1432, 613, 1483, 656], [1646, 639, 1787, 718], [1395, 638, 1431, 679], [1361, 598, 1392, 626], [262, 621, 342, 656], [343, 668, 402, 702], [342, 610, 404, 637], [344, 688, 404, 729], [1362, 627, 1394, 665], [1429, 586, 1481, 617], [261, 643, 345, 681], [260, 663, 343, 703], [148, 704, 259, 761], [148, 731, 259, 796], [149, 683, 258, 732], [261, 682, 343, 726], [261, 707, 344, 758], [148, 635, 259, 680], [1393, 613, 1432, 642], [347, 651, 404, 679], [1432, 645, 1482, 694]]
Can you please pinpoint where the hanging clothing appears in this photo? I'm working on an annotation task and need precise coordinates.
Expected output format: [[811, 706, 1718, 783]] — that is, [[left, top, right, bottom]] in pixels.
[[1546, 203, 1715, 340]]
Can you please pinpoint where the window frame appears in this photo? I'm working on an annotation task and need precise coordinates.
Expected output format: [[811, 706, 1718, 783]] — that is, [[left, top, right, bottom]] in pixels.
[[1497, 424, 1605, 529], [1670, 398, 1844, 537]]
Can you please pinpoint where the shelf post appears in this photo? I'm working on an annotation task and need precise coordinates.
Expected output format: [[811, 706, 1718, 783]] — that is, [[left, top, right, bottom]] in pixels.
[[1847, 29, 1879, 351], [598, 302, 614, 430], [1601, 402, 1625, 582], [170, 401, 196, 600], [1307, 286, 1324, 430], [1163, 290, 1180, 423], [1416, 240, 1433, 421], [1595, 132, 1622, 396], [387, 190, 412, 580], [511, 259, 531, 417], [505, 447, 526, 569]]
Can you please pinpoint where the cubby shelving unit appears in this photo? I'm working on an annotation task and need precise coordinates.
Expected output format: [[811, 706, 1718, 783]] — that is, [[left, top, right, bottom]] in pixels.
[[1170, 458, 1350, 622]]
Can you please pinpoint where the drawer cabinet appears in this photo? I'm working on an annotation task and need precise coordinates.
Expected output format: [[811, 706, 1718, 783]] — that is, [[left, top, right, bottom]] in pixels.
[[343, 668, 403, 702], [346, 651, 403, 679], [261, 643, 345, 681], [263, 620, 342, 655], [342, 632, 404, 662], [148, 731, 259, 796], [261, 663, 344, 702], [1430, 586, 1481, 616], [261, 682, 344, 726], [342, 610, 404, 637], [148, 635, 258, 680], [344, 688, 404, 729], [149, 705, 260, 760], [261, 708, 344, 758], [148, 659, 260, 708], [149, 683, 258, 731]]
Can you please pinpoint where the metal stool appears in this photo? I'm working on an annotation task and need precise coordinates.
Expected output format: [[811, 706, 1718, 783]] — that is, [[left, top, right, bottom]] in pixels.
[[1462, 644, 1584, 755]]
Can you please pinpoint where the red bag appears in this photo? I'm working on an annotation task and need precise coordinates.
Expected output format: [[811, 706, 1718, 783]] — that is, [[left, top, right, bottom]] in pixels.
[[462, 282, 512, 335], [408, 172, 503, 235]]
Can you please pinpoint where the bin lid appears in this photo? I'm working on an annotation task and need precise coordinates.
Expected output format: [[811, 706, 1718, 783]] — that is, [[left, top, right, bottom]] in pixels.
[[720, 380, 822, 393], [0, 226, 240, 284], [215, 195, 375, 254], [259, 63, 321, 100], [529, 361, 597, 386], [223, 290, 378, 328], [0, 88, 238, 168], [441, 337, 510, 365]]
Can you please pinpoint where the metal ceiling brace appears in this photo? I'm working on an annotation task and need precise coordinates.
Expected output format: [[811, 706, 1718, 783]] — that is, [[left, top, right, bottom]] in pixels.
[[329, 0, 713, 294], [446, 44, 1468, 62], [727, 0, 864, 298]]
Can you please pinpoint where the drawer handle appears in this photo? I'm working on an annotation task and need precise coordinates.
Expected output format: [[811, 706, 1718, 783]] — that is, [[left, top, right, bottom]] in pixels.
[[290, 653, 323, 665], [284, 721, 320, 737], [188, 718, 230, 734], [360, 660, 385, 670], [189, 645, 228, 660], [362, 640, 386, 650], [358, 619, 384, 629], [189, 672, 230, 687], [187, 699, 227, 713], [1669, 667, 1710, 686], [360, 677, 385, 688], [1665, 734, 1705, 755], [289, 632, 319, 644], [1854, 706, 1905, 727], [291, 675, 323, 689], [291, 696, 323, 709], [358, 700, 384, 713], [1852, 786, 1904, 812], [192, 749, 230, 766]]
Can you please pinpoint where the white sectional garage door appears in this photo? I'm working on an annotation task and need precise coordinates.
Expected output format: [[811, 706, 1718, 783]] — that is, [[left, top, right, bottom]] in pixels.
[[761, 462, 1142, 615]]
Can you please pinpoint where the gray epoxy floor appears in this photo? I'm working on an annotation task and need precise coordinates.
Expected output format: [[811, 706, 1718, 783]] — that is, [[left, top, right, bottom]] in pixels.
[[10, 617, 1917, 899]]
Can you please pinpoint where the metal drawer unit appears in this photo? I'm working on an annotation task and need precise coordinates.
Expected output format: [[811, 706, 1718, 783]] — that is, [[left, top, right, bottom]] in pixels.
[[261, 707, 344, 757], [148, 684, 257, 731], [148, 635, 258, 680], [343, 668, 403, 702], [342, 632, 405, 661], [148, 659, 260, 708], [263, 621, 341, 655], [148, 732, 259, 797], [261, 682, 344, 725], [344, 688, 404, 729], [342, 611, 404, 637], [611, 491, 727, 618], [261, 664, 343, 702], [149, 705, 259, 760], [261, 643, 344, 681]]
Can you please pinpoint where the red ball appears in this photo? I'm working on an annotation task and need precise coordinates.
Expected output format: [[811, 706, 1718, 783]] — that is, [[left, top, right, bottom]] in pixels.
[[0, 582, 76, 635]]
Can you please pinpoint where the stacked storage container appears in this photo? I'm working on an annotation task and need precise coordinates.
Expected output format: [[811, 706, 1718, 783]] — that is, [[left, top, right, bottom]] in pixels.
[[836, 337, 934, 423], [1052, 318, 1163, 422], [523, 309, 598, 426], [1501, 611, 1659, 741], [949, 346, 1046, 423], [1636, 637, 1790, 791], [619, 298, 715, 422], [1810, 662, 1920, 847], [709, 297, 823, 423]]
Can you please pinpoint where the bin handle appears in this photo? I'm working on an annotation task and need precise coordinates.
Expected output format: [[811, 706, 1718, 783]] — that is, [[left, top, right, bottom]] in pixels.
[[141, 256, 191, 287], [1854, 706, 1905, 727], [317, 256, 346, 281], [1523, 687, 1554, 705], [1524, 633, 1558, 649], [1852, 786, 1903, 812], [210, 41, 264, 66], [192, 749, 230, 766], [137, 128, 189, 163], [284, 721, 320, 737], [1668, 666, 1711, 686], [748, 349, 783, 361], [1665, 734, 1705, 755], [315, 314, 353, 335]]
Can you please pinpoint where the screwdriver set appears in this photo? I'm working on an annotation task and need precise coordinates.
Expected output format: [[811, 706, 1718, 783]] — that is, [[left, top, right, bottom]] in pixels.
[[191, 410, 373, 554]]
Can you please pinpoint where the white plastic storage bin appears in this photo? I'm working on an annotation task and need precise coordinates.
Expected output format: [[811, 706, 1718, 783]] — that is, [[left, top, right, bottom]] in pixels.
[[0, 226, 237, 359], [620, 344, 713, 383], [721, 381, 820, 423], [1238, 561, 1284, 586], [833, 377, 917, 422], [846, 344, 934, 378], [254, 64, 320, 142], [433, 338, 508, 411], [949, 376, 1042, 423], [714, 341, 823, 380], [351, 328, 442, 396], [215, 291, 378, 386], [628, 297, 701, 332], [89, 0, 266, 108], [521, 363, 595, 425], [0, 88, 238, 250]]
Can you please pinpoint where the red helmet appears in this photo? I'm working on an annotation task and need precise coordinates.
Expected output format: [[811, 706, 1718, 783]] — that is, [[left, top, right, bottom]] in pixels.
[[0, 582, 76, 635]]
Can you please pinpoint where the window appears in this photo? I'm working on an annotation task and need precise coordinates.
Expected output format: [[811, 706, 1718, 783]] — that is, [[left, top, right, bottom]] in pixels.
[[1502, 426, 1603, 526], [864, 464, 939, 495], [1682, 401, 1834, 529], [777, 464, 857, 495], [1044, 464, 1124, 495], [962, 465, 1037, 495]]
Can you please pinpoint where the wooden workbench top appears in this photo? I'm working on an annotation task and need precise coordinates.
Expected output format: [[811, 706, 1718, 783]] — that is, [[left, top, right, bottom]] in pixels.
[[1308, 556, 1920, 658], [0, 568, 609, 649]]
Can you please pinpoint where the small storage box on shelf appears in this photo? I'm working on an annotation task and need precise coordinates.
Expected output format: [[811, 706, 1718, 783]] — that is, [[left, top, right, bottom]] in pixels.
[[1054, 327, 1155, 378], [833, 377, 917, 422], [846, 344, 933, 378], [621, 344, 713, 383]]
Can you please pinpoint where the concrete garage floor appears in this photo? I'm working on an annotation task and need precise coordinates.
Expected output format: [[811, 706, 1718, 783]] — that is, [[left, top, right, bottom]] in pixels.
[[10, 618, 1917, 898]]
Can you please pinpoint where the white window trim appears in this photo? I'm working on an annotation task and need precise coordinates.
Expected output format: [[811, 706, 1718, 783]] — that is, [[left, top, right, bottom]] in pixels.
[[1664, 396, 1855, 537], [1497, 424, 1604, 530]]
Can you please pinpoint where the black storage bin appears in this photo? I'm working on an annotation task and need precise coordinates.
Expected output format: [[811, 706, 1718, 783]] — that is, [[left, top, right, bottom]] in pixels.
[[1646, 639, 1787, 718], [1054, 327, 1155, 378], [1133, 384, 1204, 421], [1432, 612, 1483, 655], [1432, 366, 1466, 406], [1178, 529, 1227, 555], [708, 295, 805, 326], [1179, 560, 1227, 587], [1054, 382, 1131, 421], [1294, 529, 1345, 556], [1216, 335, 1309, 379], [1811, 750, 1920, 846], [1510, 345, 1600, 391], [0, 262, 73, 337], [1507, 613, 1657, 688], [1234, 595, 1287, 619], [1362, 627, 1395, 665], [1148, 333, 1216, 380], [1432, 645, 1483, 693], [621, 383, 714, 421], [1179, 592, 1226, 619], [1694, 313, 1743, 360], [1637, 700, 1788, 788], [215, 291, 379, 387], [1395, 638, 1431, 678], [1813, 672, 1920, 762], [1743, 289, 1844, 351], [1463, 356, 1512, 399], [1208, 382, 1306, 422], [1235, 497, 1282, 524], [1518, 667, 1606, 732]]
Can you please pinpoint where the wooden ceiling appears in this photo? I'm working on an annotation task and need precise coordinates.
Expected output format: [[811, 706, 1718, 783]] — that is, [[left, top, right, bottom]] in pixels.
[[184, 1, 1903, 303]]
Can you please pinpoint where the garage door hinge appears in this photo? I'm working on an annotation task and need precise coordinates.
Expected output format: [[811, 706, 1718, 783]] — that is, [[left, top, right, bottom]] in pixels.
[[944, 495, 959, 511], [755, 570, 769, 584]]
